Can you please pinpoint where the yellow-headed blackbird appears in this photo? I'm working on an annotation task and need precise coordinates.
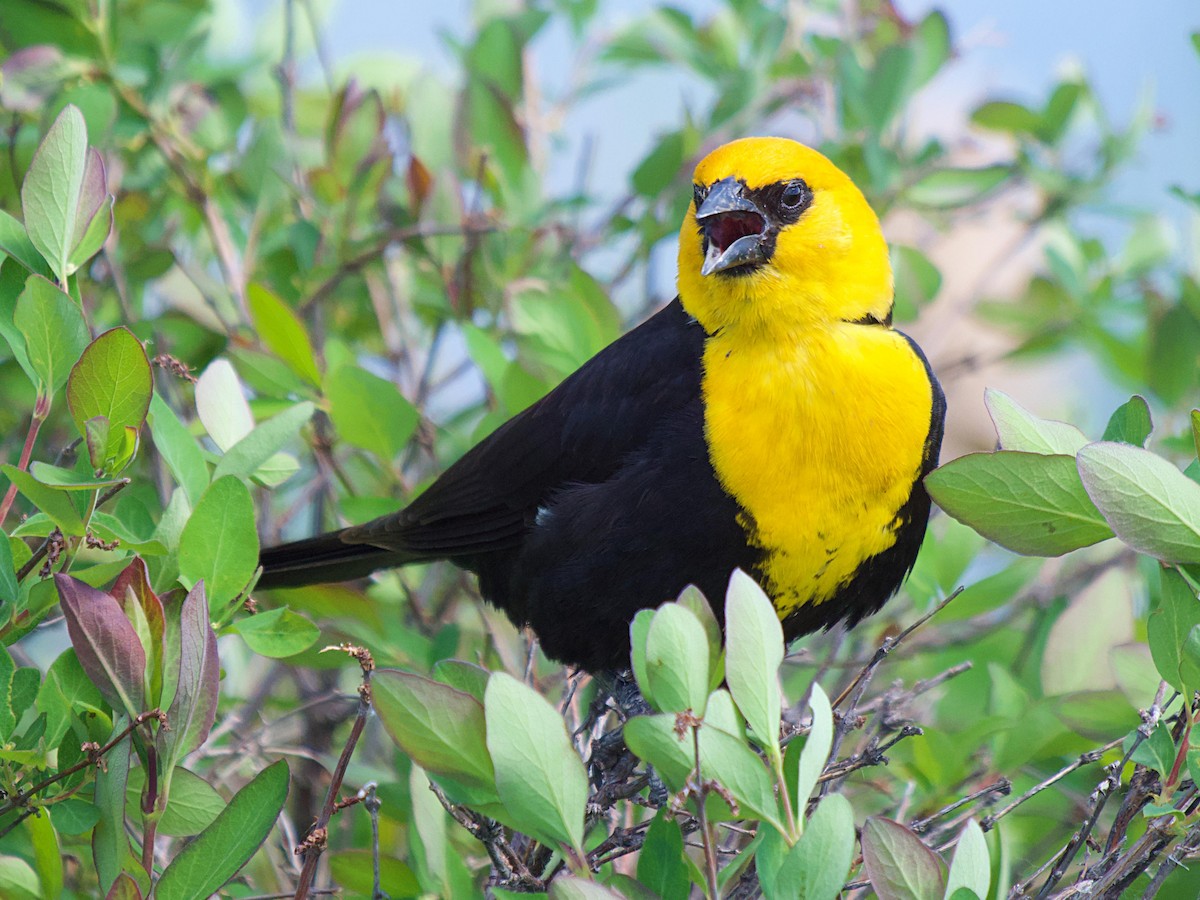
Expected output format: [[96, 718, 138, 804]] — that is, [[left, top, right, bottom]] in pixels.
[[259, 137, 946, 672]]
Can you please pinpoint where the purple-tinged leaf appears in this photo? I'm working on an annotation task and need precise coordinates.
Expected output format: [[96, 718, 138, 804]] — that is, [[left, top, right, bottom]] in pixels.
[[0, 46, 68, 114], [55, 574, 145, 718], [112, 558, 165, 705], [861, 817, 947, 900], [72, 149, 106, 249], [162, 581, 219, 764], [104, 872, 143, 900]]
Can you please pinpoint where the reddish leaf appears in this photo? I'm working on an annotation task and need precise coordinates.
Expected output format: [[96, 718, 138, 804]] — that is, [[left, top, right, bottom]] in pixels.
[[104, 872, 143, 900], [111, 558, 165, 697], [407, 155, 434, 213], [861, 817, 947, 900], [55, 573, 146, 718], [162, 581, 219, 764]]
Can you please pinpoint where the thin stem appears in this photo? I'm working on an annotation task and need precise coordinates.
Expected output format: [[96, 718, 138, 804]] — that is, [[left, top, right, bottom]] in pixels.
[[293, 648, 375, 900], [0, 400, 48, 525], [0, 709, 164, 819], [693, 725, 720, 899]]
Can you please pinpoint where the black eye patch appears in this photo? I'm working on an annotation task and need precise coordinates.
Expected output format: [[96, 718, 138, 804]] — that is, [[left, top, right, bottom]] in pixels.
[[744, 179, 813, 225]]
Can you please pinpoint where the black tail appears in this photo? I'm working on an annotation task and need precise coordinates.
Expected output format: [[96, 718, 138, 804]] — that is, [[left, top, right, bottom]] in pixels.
[[257, 529, 419, 590]]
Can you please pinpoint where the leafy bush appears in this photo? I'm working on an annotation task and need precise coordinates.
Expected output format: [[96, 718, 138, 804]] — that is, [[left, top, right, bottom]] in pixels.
[[0, 0, 1197, 897]]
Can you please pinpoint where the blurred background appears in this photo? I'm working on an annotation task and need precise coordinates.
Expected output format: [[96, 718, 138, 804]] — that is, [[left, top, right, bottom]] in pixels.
[[1, 0, 1199, 895]]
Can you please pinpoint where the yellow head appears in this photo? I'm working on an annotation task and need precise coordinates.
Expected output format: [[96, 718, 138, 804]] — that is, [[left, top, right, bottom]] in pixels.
[[677, 137, 893, 337]]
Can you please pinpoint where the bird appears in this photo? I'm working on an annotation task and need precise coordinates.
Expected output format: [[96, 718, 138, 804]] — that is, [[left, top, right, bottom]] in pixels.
[[259, 136, 946, 673]]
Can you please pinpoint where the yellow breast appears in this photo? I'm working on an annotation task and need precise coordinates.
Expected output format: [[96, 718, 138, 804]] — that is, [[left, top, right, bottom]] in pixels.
[[702, 322, 933, 618]]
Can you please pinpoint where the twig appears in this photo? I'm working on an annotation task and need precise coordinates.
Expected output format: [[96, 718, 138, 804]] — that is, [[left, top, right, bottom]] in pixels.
[[1140, 821, 1200, 898], [691, 719, 721, 899], [981, 738, 1123, 832], [0, 709, 165, 821], [831, 587, 963, 711], [293, 646, 375, 900], [912, 779, 1013, 834], [0, 398, 48, 526], [1033, 731, 1149, 899]]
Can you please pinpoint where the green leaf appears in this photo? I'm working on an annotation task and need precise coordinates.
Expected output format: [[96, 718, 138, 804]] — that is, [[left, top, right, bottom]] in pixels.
[[675, 585, 723, 687], [863, 45, 914, 133], [632, 129, 688, 198], [910, 11, 951, 89], [36, 648, 103, 747], [1149, 306, 1200, 404], [637, 812, 689, 900], [28, 461, 126, 490], [907, 166, 1010, 208], [0, 530, 17, 606], [0, 855, 40, 900], [430, 659, 490, 703], [326, 366, 419, 460], [147, 393, 209, 508], [66, 327, 152, 472], [91, 717, 134, 893], [862, 817, 947, 900], [194, 360, 253, 452], [247, 283, 321, 386], [329, 851, 421, 898], [984, 389, 1087, 455], [373, 669, 495, 792], [48, 798, 101, 835], [549, 878, 625, 900], [232, 606, 320, 658], [701, 722, 785, 828], [484, 672, 587, 852], [794, 683, 834, 816], [1130, 723, 1175, 777], [926, 451, 1112, 556], [211, 401, 314, 483], [1077, 442, 1200, 563], [630, 608, 655, 707], [623, 713, 694, 791], [126, 766, 223, 836], [1, 465, 86, 535], [24, 780, 64, 900], [0, 648, 14, 739], [1102, 396, 1153, 446], [1041, 569, 1133, 696], [943, 819, 990, 900], [1147, 567, 1200, 692], [724, 569, 782, 752], [20, 104, 88, 284], [770, 793, 855, 900], [643, 603, 710, 715], [0, 209, 52, 278], [971, 101, 1041, 135], [891, 245, 942, 320], [177, 476, 259, 609], [13, 274, 89, 399], [155, 759, 289, 900]]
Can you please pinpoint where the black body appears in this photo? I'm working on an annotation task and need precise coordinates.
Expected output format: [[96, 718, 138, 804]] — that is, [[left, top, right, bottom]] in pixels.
[[258, 299, 946, 671]]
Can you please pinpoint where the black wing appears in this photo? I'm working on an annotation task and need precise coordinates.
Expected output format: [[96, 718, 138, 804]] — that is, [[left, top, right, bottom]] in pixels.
[[341, 298, 707, 558]]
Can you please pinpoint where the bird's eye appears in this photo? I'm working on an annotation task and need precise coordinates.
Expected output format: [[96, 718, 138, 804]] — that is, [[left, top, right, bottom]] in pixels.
[[693, 184, 708, 207], [781, 181, 808, 210]]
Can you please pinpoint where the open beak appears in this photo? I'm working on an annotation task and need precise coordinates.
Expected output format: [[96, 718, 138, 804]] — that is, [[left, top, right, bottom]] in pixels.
[[695, 177, 769, 276]]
